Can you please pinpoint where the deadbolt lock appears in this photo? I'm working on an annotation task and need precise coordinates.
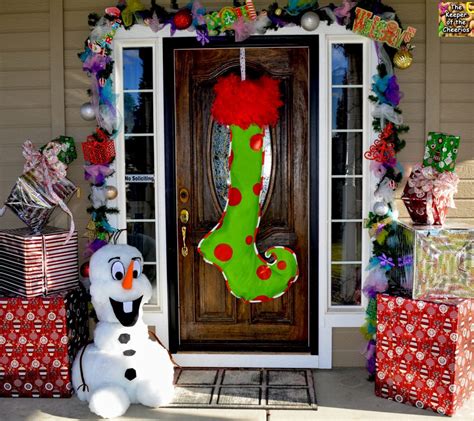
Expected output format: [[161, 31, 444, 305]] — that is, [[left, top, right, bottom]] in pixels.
[[179, 188, 189, 203], [180, 209, 189, 224]]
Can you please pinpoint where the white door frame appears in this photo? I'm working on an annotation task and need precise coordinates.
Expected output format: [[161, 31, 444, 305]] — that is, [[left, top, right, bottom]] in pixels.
[[111, 24, 376, 369]]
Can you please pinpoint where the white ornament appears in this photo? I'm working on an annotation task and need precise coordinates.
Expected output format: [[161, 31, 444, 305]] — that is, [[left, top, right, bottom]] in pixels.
[[80, 102, 96, 121], [301, 12, 320, 31], [373, 201, 389, 216]]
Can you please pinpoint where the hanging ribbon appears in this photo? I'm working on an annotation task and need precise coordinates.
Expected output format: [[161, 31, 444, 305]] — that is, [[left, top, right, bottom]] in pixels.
[[240, 48, 246, 81]]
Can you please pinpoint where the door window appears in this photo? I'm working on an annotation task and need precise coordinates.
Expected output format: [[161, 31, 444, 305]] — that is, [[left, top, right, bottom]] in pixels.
[[211, 123, 272, 210]]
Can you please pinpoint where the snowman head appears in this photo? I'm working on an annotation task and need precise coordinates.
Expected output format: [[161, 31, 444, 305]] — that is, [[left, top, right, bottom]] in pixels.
[[89, 244, 152, 326]]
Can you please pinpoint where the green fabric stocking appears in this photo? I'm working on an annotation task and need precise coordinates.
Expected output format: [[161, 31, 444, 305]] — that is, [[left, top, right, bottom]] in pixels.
[[198, 124, 299, 302]]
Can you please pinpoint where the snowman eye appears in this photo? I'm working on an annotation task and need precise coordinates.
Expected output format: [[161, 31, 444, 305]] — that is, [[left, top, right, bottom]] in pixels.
[[111, 261, 125, 281], [132, 260, 141, 278]]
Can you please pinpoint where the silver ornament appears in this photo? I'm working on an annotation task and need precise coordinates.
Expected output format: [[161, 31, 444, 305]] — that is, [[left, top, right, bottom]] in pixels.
[[80, 102, 96, 121], [374, 201, 389, 216], [301, 11, 320, 32]]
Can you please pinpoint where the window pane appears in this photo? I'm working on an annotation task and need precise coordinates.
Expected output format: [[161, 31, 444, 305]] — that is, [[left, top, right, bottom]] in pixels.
[[332, 132, 362, 175], [331, 178, 362, 219], [331, 222, 362, 261], [125, 136, 154, 174], [211, 124, 272, 210], [124, 92, 153, 134], [127, 222, 156, 262], [332, 88, 363, 130], [332, 44, 363, 85], [143, 265, 157, 305], [123, 48, 153, 90], [331, 264, 361, 305], [126, 183, 155, 219]]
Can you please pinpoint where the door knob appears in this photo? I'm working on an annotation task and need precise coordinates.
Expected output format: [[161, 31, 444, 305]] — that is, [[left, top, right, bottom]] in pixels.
[[180, 209, 189, 224]]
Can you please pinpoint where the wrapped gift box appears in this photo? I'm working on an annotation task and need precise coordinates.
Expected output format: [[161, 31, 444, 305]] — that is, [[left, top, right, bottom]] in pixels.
[[385, 221, 473, 300], [376, 294, 473, 416], [423, 132, 460, 173], [5, 171, 77, 234], [0, 227, 79, 297], [401, 166, 458, 226], [81, 138, 115, 165], [0, 288, 89, 397]]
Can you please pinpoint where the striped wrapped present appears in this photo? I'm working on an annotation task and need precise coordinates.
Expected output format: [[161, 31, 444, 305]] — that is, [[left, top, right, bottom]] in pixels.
[[0, 227, 79, 297]]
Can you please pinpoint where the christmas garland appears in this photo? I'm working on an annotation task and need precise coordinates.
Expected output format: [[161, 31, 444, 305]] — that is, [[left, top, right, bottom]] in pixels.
[[79, 1, 416, 377]]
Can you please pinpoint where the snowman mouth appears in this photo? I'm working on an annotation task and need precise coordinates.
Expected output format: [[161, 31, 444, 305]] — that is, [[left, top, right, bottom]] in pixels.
[[109, 296, 143, 327]]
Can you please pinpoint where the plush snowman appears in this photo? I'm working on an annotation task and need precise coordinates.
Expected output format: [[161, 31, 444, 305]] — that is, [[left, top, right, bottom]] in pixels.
[[72, 244, 175, 418]]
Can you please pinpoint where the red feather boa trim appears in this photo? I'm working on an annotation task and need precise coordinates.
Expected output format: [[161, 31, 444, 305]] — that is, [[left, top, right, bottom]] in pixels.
[[211, 74, 283, 128]]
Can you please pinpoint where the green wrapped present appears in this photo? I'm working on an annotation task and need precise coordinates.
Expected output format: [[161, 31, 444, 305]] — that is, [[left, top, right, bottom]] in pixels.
[[41, 136, 77, 165], [423, 132, 460, 172]]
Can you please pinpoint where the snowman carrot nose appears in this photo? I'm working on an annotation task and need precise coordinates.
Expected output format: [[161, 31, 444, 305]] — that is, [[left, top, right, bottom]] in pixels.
[[122, 261, 134, 290]]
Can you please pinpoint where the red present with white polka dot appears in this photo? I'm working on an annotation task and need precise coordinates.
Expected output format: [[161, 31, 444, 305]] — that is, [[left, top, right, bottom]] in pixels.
[[0, 288, 89, 397], [376, 294, 473, 416]]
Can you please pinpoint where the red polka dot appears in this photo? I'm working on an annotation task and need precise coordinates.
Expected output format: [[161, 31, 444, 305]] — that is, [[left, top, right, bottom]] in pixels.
[[277, 261, 287, 270], [250, 134, 264, 151], [214, 244, 233, 262], [228, 151, 234, 168], [253, 183, 262, 196], [228, 187, 242, 206], [256, 265, 272, 280], [245, 235, 253, 245]]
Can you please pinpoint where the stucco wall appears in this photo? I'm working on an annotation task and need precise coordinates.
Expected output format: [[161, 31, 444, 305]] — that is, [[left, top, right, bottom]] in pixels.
[[0, 0, 472, 366]]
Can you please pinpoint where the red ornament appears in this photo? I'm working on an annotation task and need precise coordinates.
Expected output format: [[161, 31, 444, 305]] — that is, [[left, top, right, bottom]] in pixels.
[[364, 123, 396, 163], [173, 9, 193, 30], [80, 262, 90, 278]]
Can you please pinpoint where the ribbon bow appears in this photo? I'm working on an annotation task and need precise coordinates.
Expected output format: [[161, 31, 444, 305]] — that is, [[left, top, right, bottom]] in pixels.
[[121, 0, 147, 27], [364, 123, 396, 163], [22, 141, 75, 242], [377, 253, 395, 270], [84, 164, 114, 185]]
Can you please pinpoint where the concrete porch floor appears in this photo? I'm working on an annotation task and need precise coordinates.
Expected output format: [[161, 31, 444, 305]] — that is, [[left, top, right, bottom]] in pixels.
[[0, 368, 472, 420]]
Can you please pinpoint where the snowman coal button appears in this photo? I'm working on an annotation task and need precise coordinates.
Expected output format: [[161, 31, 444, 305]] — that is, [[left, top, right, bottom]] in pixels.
[[123, 349, 136, 356], [124, 368, 137, 381], [118, 333, 130, 344]]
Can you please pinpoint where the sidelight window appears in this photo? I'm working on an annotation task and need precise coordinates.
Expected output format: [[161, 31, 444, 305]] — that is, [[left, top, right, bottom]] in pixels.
[[120, 46, 158, 305], [329, 42, 366, 307]]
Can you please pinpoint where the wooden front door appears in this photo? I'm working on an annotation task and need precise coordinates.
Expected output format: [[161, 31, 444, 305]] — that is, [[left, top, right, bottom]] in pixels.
[[168, 40, 313, 352]]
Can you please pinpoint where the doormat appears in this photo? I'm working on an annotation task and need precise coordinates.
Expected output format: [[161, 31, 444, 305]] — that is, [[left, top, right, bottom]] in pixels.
[[166, 368, 318, 410]]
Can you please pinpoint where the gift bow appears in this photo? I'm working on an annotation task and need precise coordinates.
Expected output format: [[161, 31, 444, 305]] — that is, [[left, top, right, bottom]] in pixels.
[[84, 164, 114, 185], [22, 141, 75, 242], [408, 164, 459, 224]]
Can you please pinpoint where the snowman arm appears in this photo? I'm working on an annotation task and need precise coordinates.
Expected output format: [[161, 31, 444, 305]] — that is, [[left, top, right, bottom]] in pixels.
[[148, 330, 180, 368], [76, 341, 93, 392]]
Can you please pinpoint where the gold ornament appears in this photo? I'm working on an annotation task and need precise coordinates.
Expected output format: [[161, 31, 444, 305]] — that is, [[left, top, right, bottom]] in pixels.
[[274, 8, 282, 16], [106, 185, 118, 200], [394, 48, 413, 70]]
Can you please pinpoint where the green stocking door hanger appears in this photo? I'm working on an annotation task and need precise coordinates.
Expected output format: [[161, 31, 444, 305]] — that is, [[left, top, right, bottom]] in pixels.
[[198, 71, 299, 303]]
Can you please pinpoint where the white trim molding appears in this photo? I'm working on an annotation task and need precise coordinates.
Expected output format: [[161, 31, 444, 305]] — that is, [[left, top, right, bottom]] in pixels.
[[112, 24, 375, 369]]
